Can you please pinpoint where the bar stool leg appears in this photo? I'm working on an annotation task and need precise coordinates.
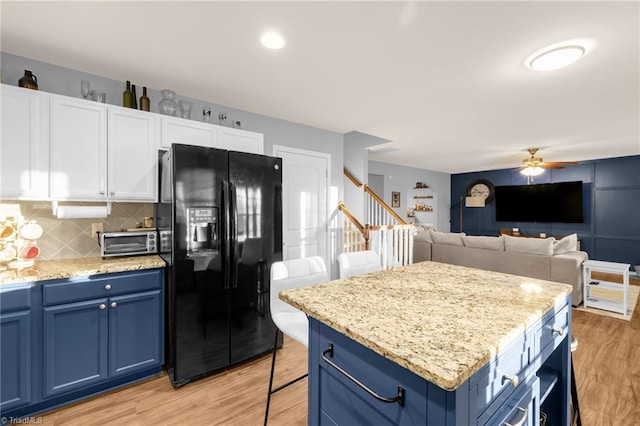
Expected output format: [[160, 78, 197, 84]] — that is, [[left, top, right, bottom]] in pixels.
[[570, 336, 582, 426]]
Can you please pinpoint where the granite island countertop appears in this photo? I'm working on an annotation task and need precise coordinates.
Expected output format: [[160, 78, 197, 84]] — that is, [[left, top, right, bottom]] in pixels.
[[0, 255, 165, 285], [280, 260, 572, 391]]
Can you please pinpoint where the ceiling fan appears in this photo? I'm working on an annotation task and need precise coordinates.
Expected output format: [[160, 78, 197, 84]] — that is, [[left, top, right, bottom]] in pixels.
[[515, 148, 579, 176]]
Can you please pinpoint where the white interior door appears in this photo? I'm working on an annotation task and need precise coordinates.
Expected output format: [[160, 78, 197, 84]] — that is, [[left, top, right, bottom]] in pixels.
[[273, 145, 330, 267]]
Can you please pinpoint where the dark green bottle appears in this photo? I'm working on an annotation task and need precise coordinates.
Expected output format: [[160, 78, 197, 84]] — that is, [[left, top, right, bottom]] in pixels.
[[123, 81, 135, 108], [131, 84, 138, 109]]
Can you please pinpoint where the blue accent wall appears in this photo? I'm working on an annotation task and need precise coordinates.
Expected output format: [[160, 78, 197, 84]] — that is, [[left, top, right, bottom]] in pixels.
[[451, 155, 640, 266]]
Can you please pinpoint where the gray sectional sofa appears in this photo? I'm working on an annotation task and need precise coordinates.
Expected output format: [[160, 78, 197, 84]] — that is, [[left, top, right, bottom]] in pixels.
[[413, 231, 587, 306]]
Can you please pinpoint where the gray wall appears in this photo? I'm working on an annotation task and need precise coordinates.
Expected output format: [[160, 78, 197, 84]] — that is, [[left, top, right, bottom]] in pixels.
[[368, 161, 451, 231]]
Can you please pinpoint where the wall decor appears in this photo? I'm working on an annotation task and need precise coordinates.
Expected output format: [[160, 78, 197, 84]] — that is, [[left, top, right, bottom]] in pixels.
[[391, 191, 400, 207]]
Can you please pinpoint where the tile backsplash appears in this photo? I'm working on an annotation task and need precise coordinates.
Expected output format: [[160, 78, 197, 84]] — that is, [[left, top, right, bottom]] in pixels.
[[2, 201, 153, 260]]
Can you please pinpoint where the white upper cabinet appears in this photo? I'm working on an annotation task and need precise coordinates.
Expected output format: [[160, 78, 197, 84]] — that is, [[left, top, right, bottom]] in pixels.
[[50, 94, 108, 201], [108, 107, 158, 202], [49, 94, 158, 202], [217, 126, 264, 154], [160, 117, 217, 149], [0, 85, 49, 199]]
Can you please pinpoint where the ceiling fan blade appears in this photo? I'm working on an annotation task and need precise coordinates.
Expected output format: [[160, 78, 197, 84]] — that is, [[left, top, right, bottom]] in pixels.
[[544, 161, 579, 166], [541, 164, 566, 169]]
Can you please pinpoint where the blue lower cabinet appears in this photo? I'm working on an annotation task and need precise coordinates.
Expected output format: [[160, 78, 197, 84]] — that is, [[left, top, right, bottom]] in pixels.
[[0, 310, 32, 410], [0, 268, 164, 419], [43, 298, 110, 397], [109, 290, 162, 377]]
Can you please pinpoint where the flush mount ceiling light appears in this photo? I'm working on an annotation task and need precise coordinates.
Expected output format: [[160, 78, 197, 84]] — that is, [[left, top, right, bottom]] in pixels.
[[261, 32, 285, 50], [528, 44, 585, 71]]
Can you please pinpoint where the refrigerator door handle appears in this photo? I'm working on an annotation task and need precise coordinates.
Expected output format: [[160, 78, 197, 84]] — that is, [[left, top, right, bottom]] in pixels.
[[230, 181, 239, 289], [222, 180, 231, 290]]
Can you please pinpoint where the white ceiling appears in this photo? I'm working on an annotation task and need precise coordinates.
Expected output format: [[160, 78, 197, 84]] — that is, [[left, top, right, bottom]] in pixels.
[[2, 1, 639, 173]]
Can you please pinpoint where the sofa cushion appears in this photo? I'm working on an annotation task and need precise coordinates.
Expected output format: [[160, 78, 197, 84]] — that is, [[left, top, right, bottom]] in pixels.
[[504, 235, 554, 256], [553, 233, 578, 254], [414, 230, 433, 242], [462, 235, 504, 251], [429, 230, 465, 246]]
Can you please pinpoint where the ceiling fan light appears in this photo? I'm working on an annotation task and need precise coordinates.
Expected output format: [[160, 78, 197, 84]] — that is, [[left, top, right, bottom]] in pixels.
[[529, 45, 585, 71], [520, 167, 545, 177]]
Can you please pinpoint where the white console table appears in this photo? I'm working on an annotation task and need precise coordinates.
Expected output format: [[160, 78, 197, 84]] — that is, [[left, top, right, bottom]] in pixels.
[[583, 260, 631, 315]]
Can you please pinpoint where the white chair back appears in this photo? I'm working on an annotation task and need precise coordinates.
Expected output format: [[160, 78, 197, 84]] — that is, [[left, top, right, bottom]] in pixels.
[[270, 256, 329, 318], [337, 250, 382, 278]]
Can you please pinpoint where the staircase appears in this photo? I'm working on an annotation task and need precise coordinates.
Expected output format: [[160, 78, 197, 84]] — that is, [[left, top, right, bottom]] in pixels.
[[339, 169, 414, 269]]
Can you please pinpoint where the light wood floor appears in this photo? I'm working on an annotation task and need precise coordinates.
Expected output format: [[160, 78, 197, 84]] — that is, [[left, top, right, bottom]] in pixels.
[[40, 298, 640, 425]]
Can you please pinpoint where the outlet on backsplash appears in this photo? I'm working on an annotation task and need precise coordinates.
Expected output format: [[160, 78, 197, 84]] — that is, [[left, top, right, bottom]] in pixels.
[[91, 222, 104, 240]]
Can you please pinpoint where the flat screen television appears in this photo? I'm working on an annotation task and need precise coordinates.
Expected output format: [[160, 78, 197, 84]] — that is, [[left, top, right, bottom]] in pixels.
[[495, 181, 584, 223]]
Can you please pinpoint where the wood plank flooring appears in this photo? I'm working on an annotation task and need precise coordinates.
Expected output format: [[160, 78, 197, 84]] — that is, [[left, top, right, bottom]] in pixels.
[[40, 298, 640, 425]]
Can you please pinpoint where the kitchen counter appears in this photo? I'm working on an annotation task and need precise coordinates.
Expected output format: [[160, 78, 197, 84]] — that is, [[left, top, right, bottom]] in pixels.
[[281, 260, 572, 391], [0, 255, 165, 285]]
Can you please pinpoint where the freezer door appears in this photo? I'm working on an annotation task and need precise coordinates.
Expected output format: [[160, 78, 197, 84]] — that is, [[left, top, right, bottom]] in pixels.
[[169, 144, 231, 386], [228, 151, 283, 365]]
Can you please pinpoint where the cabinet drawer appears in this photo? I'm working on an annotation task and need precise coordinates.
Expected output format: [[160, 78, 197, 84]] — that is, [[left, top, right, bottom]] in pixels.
[[0, 284, 32, 313], [314, 322, 427, 426], [43, 269, 162, 306], [479, 375, 539, 425], [470, 334, 531, 416], [535, 304, 569, 355]]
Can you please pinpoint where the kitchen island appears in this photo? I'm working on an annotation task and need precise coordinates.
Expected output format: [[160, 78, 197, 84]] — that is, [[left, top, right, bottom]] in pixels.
[[281, 261, 573, 426]]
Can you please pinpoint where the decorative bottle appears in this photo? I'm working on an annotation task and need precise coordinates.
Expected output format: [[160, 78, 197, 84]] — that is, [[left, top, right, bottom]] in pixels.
[[158, 89, 178, 116], [131, 84, 138, 109], [140, 86, 150, 111], [123, 80, 135, 108], [18, 69, 38, 90]]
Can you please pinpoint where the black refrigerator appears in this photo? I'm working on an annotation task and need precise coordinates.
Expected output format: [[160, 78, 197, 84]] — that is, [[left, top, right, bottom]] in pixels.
[[156, 144, 283, 387]]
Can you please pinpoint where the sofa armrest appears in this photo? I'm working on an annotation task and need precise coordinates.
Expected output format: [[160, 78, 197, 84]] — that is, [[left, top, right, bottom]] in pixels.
[[551, 251, 588, 306], [413, 240, 432, 263]]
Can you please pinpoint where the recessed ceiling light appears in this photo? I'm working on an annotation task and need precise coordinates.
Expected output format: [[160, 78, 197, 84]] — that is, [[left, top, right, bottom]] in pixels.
[[528, 45, 585, 71], [261, 32, 285, 50]]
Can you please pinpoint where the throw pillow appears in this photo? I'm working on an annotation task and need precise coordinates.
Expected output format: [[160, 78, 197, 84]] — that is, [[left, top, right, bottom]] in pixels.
[[504, 235, 554, 256], [462, 235, 504, 251], [429, 230, 465, 246], [553, 233, 578, 254]]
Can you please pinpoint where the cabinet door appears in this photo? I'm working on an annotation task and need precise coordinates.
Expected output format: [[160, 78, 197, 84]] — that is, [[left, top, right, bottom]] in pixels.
[[0, 85, 48, 199], [217, 126, 264, 154], [0, 310, 31, 410], [160, 117, 217, 149], [43, 298, 109, 397], [109, 290, 162, 377], [108, 107, 158, 201], [50, 95, 108, 200]]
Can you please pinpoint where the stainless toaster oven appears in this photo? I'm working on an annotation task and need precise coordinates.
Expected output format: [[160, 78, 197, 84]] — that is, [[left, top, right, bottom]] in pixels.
[[100, 230, 157, 257]]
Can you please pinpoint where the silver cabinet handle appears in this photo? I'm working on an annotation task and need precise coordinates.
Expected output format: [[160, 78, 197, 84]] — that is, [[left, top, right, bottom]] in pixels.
[[322, 343, 405, 407], [504, 407, 527, 426], [99, 303, 106, 310], [502, 374, 519, 388], [99, 190, 105, 195], [111, 302, 117, 308], [104, 284, 111, 290], [552, 327, 564, 336]]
